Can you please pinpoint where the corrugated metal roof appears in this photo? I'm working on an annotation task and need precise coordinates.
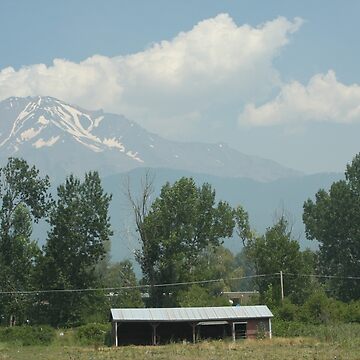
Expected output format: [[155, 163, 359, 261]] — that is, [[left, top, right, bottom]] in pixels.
[[111, 306, 273, 322]]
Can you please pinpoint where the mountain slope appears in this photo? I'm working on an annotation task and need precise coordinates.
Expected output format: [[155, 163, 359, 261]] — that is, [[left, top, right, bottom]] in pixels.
[[0, 96, 300, 181], [103, 168, 342, 261]]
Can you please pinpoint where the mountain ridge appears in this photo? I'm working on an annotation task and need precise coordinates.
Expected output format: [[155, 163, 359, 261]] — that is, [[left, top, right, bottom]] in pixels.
[[0, 96, 301, 181]]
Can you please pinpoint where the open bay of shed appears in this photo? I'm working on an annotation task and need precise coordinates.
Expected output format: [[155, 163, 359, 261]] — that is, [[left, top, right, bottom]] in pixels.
[[110, 305, 273, 345]]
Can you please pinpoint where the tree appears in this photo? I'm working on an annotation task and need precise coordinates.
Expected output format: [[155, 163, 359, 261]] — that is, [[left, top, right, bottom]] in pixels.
[[234, 205, 252, 245], [134, 177, 235, 306], [244, 217, 314, 305], [36, 172, 113, 326], [303, 154, 360, 301], [101, 260, 143, 309], [0, 158, 50, 325]]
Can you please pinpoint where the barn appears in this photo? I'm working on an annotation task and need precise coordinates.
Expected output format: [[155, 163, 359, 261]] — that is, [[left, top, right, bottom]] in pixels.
[[110, 305, 273, 345]]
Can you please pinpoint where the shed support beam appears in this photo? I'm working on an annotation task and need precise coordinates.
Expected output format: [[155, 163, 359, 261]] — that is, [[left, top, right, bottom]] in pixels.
[[269, 318, 272, 339], [114, 322, 118, 347], [151, 323, 159, 345], [191, 323, 197, 344], [231, 322, 235, 342]]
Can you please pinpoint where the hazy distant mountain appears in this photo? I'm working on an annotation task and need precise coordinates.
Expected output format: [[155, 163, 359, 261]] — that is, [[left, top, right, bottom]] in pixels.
[[0, 96, 300, 181], [102, 168, 342, 261]]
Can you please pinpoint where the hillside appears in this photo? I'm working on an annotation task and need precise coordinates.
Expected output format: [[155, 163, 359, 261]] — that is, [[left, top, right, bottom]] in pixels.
[[0, 96, 300, 181]]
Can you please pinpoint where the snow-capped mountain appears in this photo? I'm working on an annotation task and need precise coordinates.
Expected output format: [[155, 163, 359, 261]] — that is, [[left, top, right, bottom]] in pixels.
[[0, 96, 300, 181]]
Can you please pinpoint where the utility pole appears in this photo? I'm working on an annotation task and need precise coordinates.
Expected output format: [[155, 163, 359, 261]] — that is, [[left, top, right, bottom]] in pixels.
[[280, 271, 284, 301]]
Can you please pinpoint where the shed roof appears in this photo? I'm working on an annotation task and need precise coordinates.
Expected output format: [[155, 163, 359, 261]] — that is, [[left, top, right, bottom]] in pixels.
[[110, 305, 273, 322]]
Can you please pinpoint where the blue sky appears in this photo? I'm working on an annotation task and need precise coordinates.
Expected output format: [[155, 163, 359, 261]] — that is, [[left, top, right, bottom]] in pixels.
[[1, 0, 359, 173]]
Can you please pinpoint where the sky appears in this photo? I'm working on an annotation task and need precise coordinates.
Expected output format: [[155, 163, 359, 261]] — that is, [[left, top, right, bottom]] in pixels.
[[0, 0, 359, 174]]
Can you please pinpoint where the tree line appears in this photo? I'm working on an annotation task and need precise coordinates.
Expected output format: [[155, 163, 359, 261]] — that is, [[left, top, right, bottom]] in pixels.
[[0, 154, 359, 327]]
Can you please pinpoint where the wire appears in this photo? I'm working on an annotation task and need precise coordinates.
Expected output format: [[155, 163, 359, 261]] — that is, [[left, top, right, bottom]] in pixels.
[[1, 272, 359, 296], [0, 273, 278, 296], [284, 273, 360, 280]]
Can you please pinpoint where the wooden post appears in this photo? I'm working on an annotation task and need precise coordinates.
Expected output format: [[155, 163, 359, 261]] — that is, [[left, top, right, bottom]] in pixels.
[[191, 323, 197, 344], [231, 322, 235, 342], [151, 324, 159, 345], [269, 318, 272, 339], [114, 322, 118, 347]]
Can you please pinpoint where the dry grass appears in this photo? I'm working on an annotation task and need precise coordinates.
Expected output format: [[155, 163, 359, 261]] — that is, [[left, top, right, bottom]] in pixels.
[[0, 337, 359, 360]]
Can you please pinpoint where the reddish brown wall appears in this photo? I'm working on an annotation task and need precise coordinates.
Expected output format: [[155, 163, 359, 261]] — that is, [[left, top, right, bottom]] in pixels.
[[246, 318, 270, 339]]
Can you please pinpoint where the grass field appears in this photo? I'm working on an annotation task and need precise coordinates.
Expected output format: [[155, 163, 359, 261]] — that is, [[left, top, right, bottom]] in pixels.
[[0, 336, 359, 360], [1, 323, 360, 360]]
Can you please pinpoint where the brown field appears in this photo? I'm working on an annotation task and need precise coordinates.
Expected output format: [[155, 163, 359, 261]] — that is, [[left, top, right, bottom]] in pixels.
[[1, 337, 359, 360]]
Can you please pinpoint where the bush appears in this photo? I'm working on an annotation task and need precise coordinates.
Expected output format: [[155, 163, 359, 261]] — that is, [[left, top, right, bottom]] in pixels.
[[272, 319, 360, 344], [75, 323, 111, 346], [276, 298, 299, 321], [0, 325, 55, 346]]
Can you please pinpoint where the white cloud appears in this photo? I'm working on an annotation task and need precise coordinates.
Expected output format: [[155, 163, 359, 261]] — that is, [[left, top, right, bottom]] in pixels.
[[0, 14, 302, 137], [239, 71, 360, 126]]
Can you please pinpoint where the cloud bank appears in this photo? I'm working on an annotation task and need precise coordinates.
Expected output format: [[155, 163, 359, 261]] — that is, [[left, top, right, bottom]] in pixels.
[[0, 14, 302, 137], [239, 71, 360, 126], [2, 13, 359, 139]]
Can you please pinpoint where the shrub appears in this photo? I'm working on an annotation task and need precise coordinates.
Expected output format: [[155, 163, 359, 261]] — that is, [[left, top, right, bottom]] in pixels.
[[272, 319, 360, 344], [75, 323, 111, 346], [276, 298, 299, 321], [0, 325, 55, 346], [346, 301, 360, 323], [299, 290, 330, 324]]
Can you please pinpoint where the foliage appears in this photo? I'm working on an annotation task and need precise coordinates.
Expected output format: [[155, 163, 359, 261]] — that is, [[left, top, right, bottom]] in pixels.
[[176, 285, 229, 307], [232, 249, 256, 291], [276, 298, 298, 322], [273, 293, 360, 325], [0, 325, 55, 346], [134, 177, 235, 306], [75, 323, 111, 346], [36, 172, 113, 327], [303, 153, 360, 301], [100, 260, 144, 310], [233, 205, 252, 245], [0, 158, 51, 325], [244, 217, 315, 305], [272, 320, 360, 344]]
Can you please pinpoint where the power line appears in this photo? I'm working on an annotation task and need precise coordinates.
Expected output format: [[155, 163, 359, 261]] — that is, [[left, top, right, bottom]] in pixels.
[[1, 272, 359, 296], [284, 273, 360, 280], [0, 273, 278, 296]]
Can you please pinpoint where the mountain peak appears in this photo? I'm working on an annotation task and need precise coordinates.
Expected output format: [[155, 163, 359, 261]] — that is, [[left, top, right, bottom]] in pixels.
[[0, 95, 141, 158], [0, 96, 300, 181]]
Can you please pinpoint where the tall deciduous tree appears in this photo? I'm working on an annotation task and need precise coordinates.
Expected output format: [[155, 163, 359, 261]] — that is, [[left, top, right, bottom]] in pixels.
[[37, 172, 113, 326], [0, 158, 50, 325], [135, 177, 235, 306], [303, 154, 360, 301], [245, 217, 314, 304], [101, 260, 143, 308]]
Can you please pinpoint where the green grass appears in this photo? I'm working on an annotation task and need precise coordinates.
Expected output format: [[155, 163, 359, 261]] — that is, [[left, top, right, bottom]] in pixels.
[[0, 324, 359, 360], [0, 337, 359, 360]]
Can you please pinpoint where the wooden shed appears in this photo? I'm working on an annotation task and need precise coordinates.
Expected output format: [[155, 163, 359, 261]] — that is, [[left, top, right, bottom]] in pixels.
[[110, 305, 273, 345]]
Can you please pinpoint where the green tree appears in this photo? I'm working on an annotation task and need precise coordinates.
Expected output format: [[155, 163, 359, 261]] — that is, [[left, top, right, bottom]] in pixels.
[[0, 158, 50, 325], [245, 217, 314, 305], [36, 172, 113, 326], [176, 284, 229, 307], [101, 260, 143, 308], [234, 205, 252, 245], [303, 154, 360, 301], [135, 177, 235, 306]]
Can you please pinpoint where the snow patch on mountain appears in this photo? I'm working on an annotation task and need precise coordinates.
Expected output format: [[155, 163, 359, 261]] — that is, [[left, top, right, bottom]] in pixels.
[[0, 96, 301, 181], [38, 116, 49, 125], [103, 137, 125, 151], [33, 136, 60, 148], [21, 127, 42, 141]]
